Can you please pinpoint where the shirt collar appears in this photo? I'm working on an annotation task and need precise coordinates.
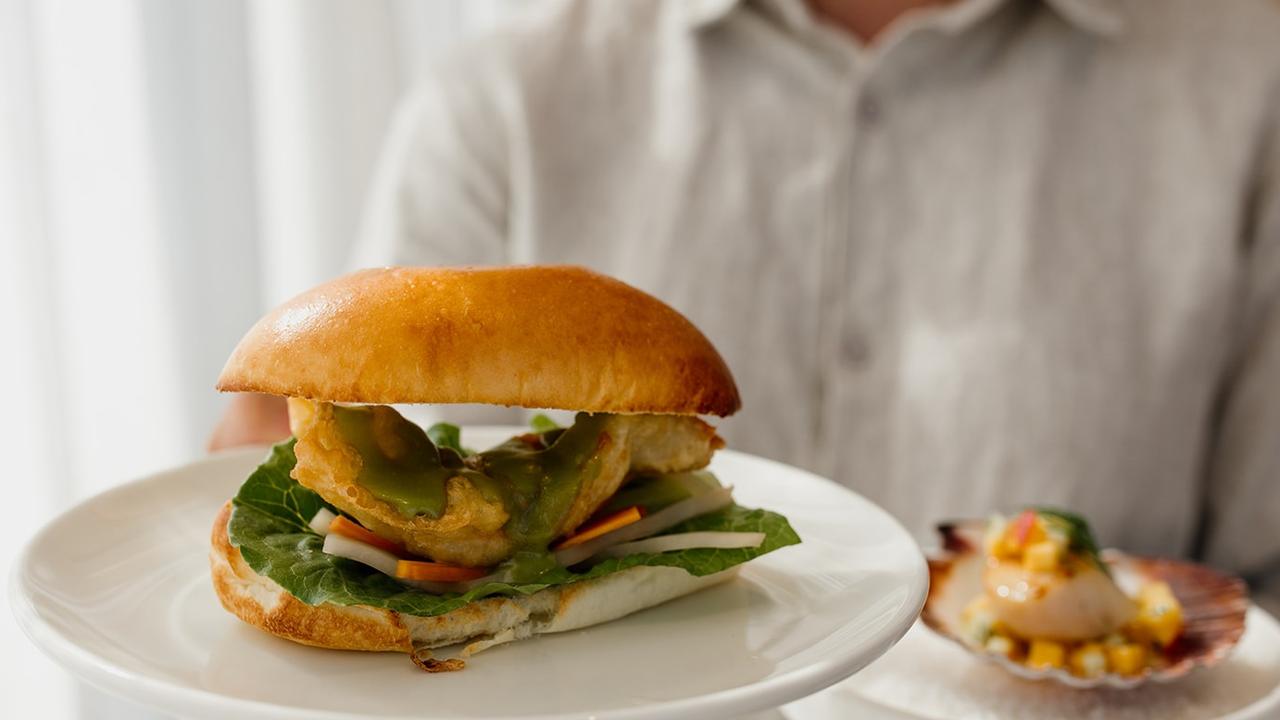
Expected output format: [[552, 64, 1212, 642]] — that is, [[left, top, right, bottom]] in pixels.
[[684, 0, 1126, 37]]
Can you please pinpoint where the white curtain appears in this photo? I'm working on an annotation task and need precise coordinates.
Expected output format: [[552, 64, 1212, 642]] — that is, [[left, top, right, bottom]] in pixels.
[[0, 1, 507, 716]]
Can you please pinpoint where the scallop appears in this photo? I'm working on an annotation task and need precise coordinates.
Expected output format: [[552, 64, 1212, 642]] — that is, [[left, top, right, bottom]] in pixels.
[[982, 557, 1136, 641], [922, 520, 1248, 689]]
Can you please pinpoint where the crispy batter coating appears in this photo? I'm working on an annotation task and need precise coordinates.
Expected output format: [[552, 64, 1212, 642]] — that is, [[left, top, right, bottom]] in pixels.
[[288, 399, 721, 567]]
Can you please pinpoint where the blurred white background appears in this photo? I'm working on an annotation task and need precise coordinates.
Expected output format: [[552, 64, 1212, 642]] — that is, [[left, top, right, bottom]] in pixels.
[[0, 0, 514, 716]]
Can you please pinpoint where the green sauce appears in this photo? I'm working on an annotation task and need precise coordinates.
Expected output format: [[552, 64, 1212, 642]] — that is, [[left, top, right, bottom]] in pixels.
[[495, 549, 563, 584], [598, 472, 701, 515], [471, 412, 609, 549], [331, 405, 454, 519], [330, 406, 612, 553]]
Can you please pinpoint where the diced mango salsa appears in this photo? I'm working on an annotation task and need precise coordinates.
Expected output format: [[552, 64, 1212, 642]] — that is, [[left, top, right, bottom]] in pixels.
[[1023, 520, 1047, 546], [985, 634, 1018, 659], [1133, 581, 1183, 648], [1027, 640, 1067, 669], [997, 511, 1048, 559], [983, 515, 1008, 556], [1102, 632, 1127, 647], [1022, 540, 1063, 572], [962, 596, 997, 646], [1069, 643, 1107, 678], [1107, 643, 1147, 676], [1139, 581, 1175, 604]]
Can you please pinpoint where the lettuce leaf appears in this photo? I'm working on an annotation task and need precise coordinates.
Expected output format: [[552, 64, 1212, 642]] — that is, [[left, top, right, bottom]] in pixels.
[[528, 414, 561, 433], [426, 422, 472, 456], [227, 440, 801, 617]]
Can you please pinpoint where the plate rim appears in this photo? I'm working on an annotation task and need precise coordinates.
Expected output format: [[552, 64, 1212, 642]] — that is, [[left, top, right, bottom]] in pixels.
[[12, 441, 928, 720]]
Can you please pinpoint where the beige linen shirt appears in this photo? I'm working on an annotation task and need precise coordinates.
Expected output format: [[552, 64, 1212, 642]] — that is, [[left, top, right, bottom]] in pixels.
[[356, 0, 1280, 592]]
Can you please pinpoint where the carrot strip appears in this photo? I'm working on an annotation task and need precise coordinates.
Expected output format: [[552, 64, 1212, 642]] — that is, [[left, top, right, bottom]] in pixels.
[[329, 515, 406, 556], [552, 506, 645, 550], [396, 559, 490, 583]]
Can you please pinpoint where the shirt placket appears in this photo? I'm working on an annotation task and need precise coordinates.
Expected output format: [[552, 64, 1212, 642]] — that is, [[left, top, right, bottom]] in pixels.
[[812, 52, 880, 479], [803, 7, 998, 483]]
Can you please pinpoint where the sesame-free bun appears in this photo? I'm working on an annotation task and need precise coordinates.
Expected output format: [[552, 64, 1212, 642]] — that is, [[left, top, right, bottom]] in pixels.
[[209, 502, 738, 667], [217, 266, 740, 416]]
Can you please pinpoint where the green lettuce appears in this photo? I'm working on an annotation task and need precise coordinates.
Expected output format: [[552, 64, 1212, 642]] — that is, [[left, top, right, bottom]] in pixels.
[[528, 413, 561, 433], [227, 440, 800, 617], [425, 422, 472, 456]]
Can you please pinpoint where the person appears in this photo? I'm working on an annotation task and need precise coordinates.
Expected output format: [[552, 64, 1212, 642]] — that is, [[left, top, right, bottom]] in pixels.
[[211, 0, 1280, 607]]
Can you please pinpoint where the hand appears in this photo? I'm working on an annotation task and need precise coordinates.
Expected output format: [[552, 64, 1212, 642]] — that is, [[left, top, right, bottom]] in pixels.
[[207, 393, 291, 452]]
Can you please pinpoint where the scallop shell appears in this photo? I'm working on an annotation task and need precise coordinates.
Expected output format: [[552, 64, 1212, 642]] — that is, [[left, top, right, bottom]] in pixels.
[[921, 520, 1248, 689]]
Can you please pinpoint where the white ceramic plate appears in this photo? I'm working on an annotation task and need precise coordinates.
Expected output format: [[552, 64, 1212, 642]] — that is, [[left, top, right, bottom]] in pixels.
[[783, 611, 1280, 720], [12, 428, 927, 720]]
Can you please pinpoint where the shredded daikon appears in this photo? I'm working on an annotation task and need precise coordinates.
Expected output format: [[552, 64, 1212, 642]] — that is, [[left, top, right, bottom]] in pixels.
[[554, 486, 734, 566], [322, 533, 399, 576], [309, 507, 337, 536], [595, 531, 765, 559]]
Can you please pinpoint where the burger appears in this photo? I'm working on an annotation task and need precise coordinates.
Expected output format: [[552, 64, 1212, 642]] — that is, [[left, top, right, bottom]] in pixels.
[[210, 265, 800, 671]]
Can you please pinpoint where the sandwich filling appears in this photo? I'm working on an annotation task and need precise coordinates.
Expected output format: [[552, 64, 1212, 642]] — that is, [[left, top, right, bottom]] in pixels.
[[288, 399, 723, 566], [227, 406, 800, 618]]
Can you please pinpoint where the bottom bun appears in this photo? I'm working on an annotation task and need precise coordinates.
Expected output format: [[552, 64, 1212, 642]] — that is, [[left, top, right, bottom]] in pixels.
[[210, 502, 738, 669]]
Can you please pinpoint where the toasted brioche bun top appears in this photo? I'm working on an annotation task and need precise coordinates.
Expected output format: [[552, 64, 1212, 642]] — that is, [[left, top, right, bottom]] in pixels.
[[217, 266, 740, 416]]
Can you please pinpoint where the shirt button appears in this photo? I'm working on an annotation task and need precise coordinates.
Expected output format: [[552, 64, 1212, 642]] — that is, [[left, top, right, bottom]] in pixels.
[[842, 332, 872, 368], [857, 93, 881, 124]]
